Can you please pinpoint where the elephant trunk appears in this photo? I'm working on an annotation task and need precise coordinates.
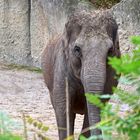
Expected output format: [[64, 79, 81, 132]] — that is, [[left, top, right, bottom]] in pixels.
[[81, 55, 106, 136]]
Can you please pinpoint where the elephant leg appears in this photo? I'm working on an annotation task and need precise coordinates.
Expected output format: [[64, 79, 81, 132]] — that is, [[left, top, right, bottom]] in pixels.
[[81, 112, 90, 138], [69, 112, 76, 139], [55, 107, 76, 140], [55, 104, 67, 140]]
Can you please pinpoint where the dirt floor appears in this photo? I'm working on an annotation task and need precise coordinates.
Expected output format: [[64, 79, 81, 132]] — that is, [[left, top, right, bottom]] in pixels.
[[0, 63, 84, 140]]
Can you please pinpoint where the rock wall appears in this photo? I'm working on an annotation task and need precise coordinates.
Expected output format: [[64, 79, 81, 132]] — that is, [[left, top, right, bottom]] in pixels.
[[111, 0, 140, 54], [0, 0, 140, 67], [0, 0, 81, 66], [0, 0, 32, 66]]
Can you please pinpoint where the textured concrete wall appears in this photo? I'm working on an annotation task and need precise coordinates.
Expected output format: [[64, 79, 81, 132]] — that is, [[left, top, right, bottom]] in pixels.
[[0, 0, 140, 67], [30, 0, 48, 66], [0, 0, 32, 66], [111, 0, 140, 54]]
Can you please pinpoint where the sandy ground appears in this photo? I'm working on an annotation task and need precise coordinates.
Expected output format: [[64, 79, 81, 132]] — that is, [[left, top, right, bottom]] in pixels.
[[0, 64, 84, 140]]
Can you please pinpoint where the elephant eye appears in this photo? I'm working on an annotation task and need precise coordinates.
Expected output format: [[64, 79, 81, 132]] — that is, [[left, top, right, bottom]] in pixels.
[[74, 46, 81, 57], [73, 46, 82, 57]]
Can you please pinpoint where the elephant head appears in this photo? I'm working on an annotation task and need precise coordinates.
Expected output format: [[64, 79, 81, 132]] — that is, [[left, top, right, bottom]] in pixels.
[[63, 11, 120, 136]]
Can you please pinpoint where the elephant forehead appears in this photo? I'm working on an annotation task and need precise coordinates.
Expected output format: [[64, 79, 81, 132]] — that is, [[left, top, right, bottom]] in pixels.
[[76, 30, 110, 45], [68, 10, 114, 28], [81, 26, 108, 39], [68, 10, 116, 38]]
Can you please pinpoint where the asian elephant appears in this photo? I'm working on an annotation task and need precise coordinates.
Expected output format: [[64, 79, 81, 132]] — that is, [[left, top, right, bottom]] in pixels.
[[41, 10, 120, 140]]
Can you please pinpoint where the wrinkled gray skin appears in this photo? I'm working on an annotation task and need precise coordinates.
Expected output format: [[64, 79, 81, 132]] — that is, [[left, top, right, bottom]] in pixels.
[[41, 11, 120, 140]]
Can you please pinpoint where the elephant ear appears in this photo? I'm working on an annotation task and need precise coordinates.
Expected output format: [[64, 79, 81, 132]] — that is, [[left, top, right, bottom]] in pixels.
[[63, 20, 82, 49], [106, 20, 121, 58], [62, 22, 72, 48]]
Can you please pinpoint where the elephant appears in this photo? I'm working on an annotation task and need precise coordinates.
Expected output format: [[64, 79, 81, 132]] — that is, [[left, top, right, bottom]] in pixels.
[[41, 10, 120, 140]]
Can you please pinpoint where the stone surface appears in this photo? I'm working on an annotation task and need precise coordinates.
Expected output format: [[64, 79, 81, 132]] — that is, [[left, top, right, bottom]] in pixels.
[[0, 0, 140, 67], [30, 0, 48, 66], [111, 0, 140, 54], [0, 0, 32, 66]]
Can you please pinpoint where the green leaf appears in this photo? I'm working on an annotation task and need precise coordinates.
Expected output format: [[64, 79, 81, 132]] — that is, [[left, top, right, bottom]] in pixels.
[[37, 122, 43, 129], [27, 117, 34, 124], [33, 121, 38, 127], [88, 135, 103, 140], [42, 126, 49, 132], [79, 135, 87, 140], [85, 93, 104, 109], [0, 134, 23, 140], [130, 36, 140, 45]]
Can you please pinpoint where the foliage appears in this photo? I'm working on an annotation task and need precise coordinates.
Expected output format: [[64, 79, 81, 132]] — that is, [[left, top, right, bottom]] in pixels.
[[3, 63, 42, 73], [81, 0, 121, 9], [92, 0, 121, 8], [85, 93, 105, 109], [25, 115, 50, 140], [84, 36, 140, 140], [0, 111, 22, 140], [0, 134, 22, 140], [0, 112, 51, 140], [108, 38, 140, 75]]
